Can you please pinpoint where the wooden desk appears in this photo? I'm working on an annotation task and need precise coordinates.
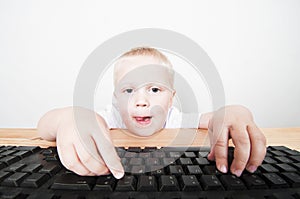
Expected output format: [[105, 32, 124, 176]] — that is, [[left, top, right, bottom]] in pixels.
[[0, 128, 299, 151]]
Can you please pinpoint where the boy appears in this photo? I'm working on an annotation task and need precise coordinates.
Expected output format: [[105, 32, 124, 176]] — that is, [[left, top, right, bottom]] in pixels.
[[37, 47, 266, 179]]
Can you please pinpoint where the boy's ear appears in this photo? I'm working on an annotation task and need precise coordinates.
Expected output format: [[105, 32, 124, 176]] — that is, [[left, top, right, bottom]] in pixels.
[[169, 90, 176, 108], [172, 90, 176, 97]]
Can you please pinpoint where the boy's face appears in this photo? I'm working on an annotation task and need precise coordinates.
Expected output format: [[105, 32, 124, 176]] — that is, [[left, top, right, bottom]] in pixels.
[[113, 55, 175, 136]]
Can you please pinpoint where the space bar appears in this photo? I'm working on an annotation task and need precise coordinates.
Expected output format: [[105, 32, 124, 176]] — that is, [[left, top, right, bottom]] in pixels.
[[51, 173, 96, 190]]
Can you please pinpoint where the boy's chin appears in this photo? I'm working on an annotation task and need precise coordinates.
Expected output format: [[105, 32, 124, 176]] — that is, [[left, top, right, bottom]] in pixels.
[[127, 126, 162, 137]]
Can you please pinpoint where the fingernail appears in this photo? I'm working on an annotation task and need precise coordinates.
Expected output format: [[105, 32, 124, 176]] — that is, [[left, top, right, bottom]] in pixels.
[[219, 165, 227, 173], [233, 169, 243, 177], [247, 165, 257, 173], [113, 171, 124, 179]]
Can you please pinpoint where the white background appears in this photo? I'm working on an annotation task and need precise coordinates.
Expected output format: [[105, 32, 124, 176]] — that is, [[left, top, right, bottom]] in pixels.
[[0, 0, 299, 128]]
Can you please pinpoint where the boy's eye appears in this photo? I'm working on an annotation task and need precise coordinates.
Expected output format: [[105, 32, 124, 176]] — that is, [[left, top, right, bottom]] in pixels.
[[124, 88, 133, 94], [149, 87, 160, 93]]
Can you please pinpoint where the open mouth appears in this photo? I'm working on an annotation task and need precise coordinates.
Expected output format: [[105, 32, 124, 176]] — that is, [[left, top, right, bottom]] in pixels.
[[133, 116, 152, 126]]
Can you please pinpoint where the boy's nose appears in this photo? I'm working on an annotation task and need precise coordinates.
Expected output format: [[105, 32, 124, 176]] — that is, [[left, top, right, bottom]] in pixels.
[[134, 92, 149, 108]]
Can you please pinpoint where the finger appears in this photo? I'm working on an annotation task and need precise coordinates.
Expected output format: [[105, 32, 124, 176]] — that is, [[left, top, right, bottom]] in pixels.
[[75, 136, 110, 175], [210, 128, 230, 173], [246, 124, 267, 173], [230, 125, 251, 177], [57, 143, 91, 176], [92, 128, 124, 179]]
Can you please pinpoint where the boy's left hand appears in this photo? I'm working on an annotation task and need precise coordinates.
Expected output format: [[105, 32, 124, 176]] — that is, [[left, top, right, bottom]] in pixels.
[[206, 105, 266, 177]]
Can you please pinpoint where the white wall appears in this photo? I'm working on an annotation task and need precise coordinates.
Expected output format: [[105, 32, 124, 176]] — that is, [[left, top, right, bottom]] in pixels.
[[0, 0, 299, 128]]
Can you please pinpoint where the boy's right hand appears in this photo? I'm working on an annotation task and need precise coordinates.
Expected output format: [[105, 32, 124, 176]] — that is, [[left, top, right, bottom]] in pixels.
[[38, 107, 124, 179]]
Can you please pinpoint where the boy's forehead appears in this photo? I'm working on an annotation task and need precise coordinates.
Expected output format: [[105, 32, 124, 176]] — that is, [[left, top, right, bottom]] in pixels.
[[115, 55, 163, 72], [114, 64, 174, 91], [114, 55, 170, 83]]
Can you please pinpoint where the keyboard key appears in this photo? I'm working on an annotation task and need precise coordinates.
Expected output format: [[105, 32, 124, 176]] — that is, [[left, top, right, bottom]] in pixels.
[[198, 151, 209, 158], [150, 166, 165, 177], [42, 148, 56, 156], [21, 173, 50, 188], [180, 175, 201, 191], [159, 175, 180, 191], [186, 165, 203, 175], [39, 163, 61, 176], [270, 150, 286, 156], [194, 157, 209, 165], [178, 158, 193, 165], [22, 163, 43, 173], [281, 172, 300, 187], [51, 173, 96, 190], [242, 174, 268, 189], [203, 165, 222, 175], [259, 164, 279, 173], [184, 152, 196, 158], [145, 158, 160, 166], [168, 165, 184, 176], [290, 155, 300, 162], [264, 156, 277, 164], [274, 156, 294, 163], [137, 175, 157, 191], [162, 158, 176, 165], [94, 175, 116, 191], [115, 175, 136, 191], [44, 155, 59, 161], [275, 163, 297, 172], [127, 147, 141, 152], [138, 152, 151, 158], [220, 175, 246, 190], [2, 172, 29, 187], [292, 163, 300, 169], [0, 171, 12, 182], [129, 158, 143, 165], [0, 162, 6, 170], [0, 150, 17, 156], [200, 175, 223, 190], [143, 147, 157, 152], [0, 156, 20, 165], [0, 190, 26, 199], [25, 192, 55, 199], [270, 146, 289, 151], [4, 163, 26, 172], [262, 173, 289, 188], [284, 150, 300, 156], [153, 151, 166, 158], [59, 193, 83, 199], [269, 192, 295, 199], [11, 150, 31, 158], [16, 146, 41, 153], [169, 152, 181, 158], [131, 165, 146, 175], [124, 152, 137, 158]]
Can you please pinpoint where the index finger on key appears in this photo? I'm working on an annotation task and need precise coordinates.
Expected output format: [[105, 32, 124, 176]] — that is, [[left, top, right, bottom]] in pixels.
[[230, 125, 251, 177], [209, 127, 230, 174], [246, 124, 267, 173], [91, 125, 124, 179]]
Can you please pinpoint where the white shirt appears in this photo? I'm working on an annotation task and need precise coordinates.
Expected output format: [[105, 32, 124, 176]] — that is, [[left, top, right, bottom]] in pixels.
[[99, 105, 201, 129]]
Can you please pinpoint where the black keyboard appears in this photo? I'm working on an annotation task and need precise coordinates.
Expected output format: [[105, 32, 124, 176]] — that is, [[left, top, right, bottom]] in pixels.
[[0, 145, 300, 199]]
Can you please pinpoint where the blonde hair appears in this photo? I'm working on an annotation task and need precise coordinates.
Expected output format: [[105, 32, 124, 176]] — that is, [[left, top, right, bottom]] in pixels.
[[113, 47, 174, 86]]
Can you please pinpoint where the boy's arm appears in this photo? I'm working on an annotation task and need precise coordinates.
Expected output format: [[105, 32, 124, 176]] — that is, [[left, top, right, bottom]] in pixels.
[[37, 107, 67, 141], [37, 107, 124, 178], [198, 105, 266, 176]]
